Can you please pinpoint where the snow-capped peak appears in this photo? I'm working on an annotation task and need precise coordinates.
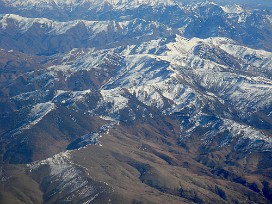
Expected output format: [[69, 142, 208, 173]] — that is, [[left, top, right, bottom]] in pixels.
[[221, 4, 245, 14]]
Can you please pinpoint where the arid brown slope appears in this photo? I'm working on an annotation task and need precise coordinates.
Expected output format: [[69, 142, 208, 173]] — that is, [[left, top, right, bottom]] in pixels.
[[69, 118, 271, 203], [1, 117, 269, 203]]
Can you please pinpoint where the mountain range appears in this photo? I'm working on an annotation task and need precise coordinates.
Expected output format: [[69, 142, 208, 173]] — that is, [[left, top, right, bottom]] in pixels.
[[0, 0, 272, 203]]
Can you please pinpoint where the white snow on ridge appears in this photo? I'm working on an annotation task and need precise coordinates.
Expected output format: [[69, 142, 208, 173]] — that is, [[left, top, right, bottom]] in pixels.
[[129, 79, 196, 112], [222, 119, 272, 150], [76, 34, 271, 120], [166, 36, 199, 55], [51, 89, 94, 107], [220, 44, 272, 70], [28, 151, 106, 202], [0, 14, 107, 34], [29, 151, 72, 175], [42, 33, 272, 120], [6, 102, 56, 137], [87, 34, 272, 149], [2, 0, 175, 10], [100, 88, 128, 112], [2, 11, 270, 149], [221, 4, 244, 14], [28, 102, 56, 126], [130, 85, 165, 109], [27, 118, 117, 199], [0, 14, 155, 37]]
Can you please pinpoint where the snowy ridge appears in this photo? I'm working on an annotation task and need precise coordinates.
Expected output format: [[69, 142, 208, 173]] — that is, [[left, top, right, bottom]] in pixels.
[[1, 0, 175, 9], [223, 119, 272, 148], [28, 102, 56, 126], [0, 1, 272, 202], [53, 89, 92, 105], [28, 151, 111, 203], [39, 34, 271, 122], [101, 88, 129, 112], [0, 0, 271, 161], [5, 102, 55, 138], [0, 14, 148, 35], [4, 33, 270, 150], [29, 151, 72, 174], [0, 14, 176, 54], [95, 35, 272, 114], [221, 4, 244, 14], [179, 111, 272, 151], [86, 35, 271, 149], [6, 90, 95, 138], [67, 120, 117, 150]]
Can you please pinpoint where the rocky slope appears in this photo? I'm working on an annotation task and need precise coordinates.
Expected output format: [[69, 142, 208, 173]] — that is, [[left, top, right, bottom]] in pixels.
[[0, 0, 272, 203], [1, 0, 272, 51]]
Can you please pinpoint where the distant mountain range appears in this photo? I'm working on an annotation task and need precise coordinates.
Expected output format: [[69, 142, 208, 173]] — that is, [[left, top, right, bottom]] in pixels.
[[0, 0, 272, 203]]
